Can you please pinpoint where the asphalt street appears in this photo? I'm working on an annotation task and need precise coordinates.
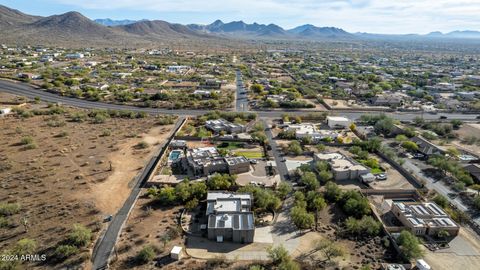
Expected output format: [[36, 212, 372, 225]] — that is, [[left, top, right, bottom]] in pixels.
[[262, 119, 289, 181], [235, 70, 249, 112], [1, 79, 479, 121]]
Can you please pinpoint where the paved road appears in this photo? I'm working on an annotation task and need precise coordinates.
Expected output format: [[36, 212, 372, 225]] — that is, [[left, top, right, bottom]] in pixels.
[[91, 117, 185, 270], [263, 119, 289, 181], [402, 159, 469, 212], [1, 80, 479, 121], [235, 70, 249, 112]]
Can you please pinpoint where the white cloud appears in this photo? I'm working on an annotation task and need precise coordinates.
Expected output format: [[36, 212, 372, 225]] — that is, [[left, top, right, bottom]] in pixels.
[[53, 0, 480, 33]]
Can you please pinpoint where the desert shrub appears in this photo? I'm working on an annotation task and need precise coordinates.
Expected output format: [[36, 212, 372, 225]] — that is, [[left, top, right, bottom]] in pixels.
[[135, 141, 149, 149], [20, 136, 34, 145], [68, 224, 92, 247], [136, 245, 156, 264], [54, 245, 78, 260], [101, 129, 112, 137], [71, 112, 87, 122], [0, 203, 21, 216]]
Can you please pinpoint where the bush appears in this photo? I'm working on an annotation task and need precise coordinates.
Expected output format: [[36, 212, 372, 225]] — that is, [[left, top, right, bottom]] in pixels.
[[135, 141, 149, 149], [0, 203, 21, 216], [54, 245, 78, 260], [20, 136, 34, 145], [136, 245, 156, 264], [14, 239, 36, 256], [68, 224, 92, 247], [71, 112, 87, 122], [101, 129, 112, 137]]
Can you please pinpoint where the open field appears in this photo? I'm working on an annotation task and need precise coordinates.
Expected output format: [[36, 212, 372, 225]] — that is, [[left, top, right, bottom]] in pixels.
[[0, 94, 174, 269]]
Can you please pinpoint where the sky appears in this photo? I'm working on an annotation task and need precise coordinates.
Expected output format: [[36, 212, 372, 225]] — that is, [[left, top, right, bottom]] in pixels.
[[2, 0, 480, 34]]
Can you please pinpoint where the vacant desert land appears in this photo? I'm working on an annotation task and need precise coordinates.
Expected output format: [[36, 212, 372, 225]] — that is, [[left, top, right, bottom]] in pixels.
[[0, 94, 175, 269]]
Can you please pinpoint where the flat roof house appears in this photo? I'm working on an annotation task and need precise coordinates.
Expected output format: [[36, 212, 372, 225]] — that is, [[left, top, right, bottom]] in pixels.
[[326, 116, 352, 129], [186, 147, 250, 177], [284, 123, 338, 142], [391, 202, 459, 237], [314, 152, 370, 181], [206, 192, 255, 243], [205, 119, 246, 134]]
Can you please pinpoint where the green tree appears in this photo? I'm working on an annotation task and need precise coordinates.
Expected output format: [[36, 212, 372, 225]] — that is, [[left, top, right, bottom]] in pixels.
[[433, 195, 449, 208], [68, 224, 92, 247], [324, 182, 342, 202], [277, 182, 292, 199], [301, 171, 319, 191], [397, 230, 424, 260], [291, 206, 315, 230], [287, 140, 303, 155], [208, 173, 236, 190], [250, 84, 265, 93], [401, 141, 419, 152]]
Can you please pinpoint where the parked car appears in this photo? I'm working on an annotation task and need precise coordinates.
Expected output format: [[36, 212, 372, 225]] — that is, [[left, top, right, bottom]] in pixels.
[[103, 215, 113, 222], [413, 153, 425, 159], [375, 173, 387, 180], [439, 116, 448, 119], [249, 159, 258, 164]]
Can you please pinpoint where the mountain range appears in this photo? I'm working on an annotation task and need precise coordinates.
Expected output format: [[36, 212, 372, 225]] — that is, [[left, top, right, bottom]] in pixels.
[[0, 4, 479, 47]]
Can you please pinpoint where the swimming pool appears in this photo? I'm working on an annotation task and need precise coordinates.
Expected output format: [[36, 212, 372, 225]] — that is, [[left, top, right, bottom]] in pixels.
[[169, 150, 182, 161]]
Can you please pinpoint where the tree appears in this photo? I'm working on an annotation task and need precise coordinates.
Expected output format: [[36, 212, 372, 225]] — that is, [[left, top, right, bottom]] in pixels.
[[301, 171, 319, 191], [316, 239, 345, 262], [450, 119, 463, 129], [136, 245, 156, 264], [349, 123, 357, 131], [277, 182, 292, 199], [473, 195, 480, 210], [291, 206, 315, 230], [395, 134, 408, 142], [318, 170, 333, 184], [267, 245, 289, 265], [208, 173, 236, 190], [345, 216, 381, 237], [401, 141, 419, 152], [250, 84, 265, 93], [397, 230, 424, 260], [324, 182, 342, 202], [433, 195, 449, 208], [287, 140, 303, 155], [311, 196, 326, 230], [374, 117, 395, 136], [267, 245, 300, 270]]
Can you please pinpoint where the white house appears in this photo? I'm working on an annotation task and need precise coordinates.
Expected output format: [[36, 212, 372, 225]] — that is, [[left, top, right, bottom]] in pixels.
[[327, 116, 352, 129]]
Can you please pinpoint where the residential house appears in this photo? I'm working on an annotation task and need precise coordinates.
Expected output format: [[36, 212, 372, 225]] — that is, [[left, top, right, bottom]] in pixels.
[[205, 119, 246, 134], [206, 192, 255, 243], [314, 152, 370, 181], [326, 116, 351, 129], [284, 123, 338, 142], [391, 202, 459, 237], [410, 136, 445, 156], [463, 164, 480, 183], [186, 147, 250, 177], [370, 94, 404, 107]]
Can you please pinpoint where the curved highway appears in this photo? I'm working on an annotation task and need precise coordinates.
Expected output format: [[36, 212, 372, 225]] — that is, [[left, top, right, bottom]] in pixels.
[[1, 79, 479, 120]]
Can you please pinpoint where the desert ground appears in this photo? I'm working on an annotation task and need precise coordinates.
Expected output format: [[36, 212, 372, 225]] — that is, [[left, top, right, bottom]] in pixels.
[[0, 93, 175, 269]]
